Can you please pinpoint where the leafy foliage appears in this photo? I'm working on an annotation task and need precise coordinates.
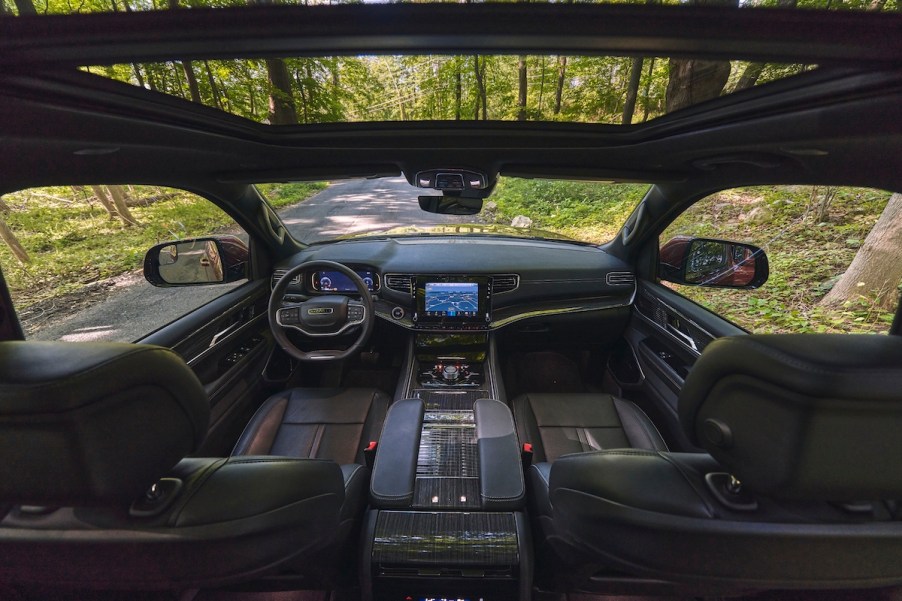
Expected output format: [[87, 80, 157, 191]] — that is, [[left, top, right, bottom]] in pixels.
[[488, 178, 646, 242], [0, 183, 325, 310], [661, 186, 897, 334]]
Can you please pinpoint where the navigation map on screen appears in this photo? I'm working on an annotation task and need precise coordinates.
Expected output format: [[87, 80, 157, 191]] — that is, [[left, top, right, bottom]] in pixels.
[[424, 282, 479, 317]]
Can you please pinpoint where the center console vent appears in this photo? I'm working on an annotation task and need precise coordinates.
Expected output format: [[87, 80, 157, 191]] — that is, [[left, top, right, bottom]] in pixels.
[[384, 273, 413, 294], [491, 274, 519, 294]]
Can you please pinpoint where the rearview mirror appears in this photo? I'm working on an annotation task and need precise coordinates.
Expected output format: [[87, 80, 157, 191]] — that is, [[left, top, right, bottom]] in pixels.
[[418, 195, 483, 216], [660, 236, 768, 289], [144, 235, 249, 287]]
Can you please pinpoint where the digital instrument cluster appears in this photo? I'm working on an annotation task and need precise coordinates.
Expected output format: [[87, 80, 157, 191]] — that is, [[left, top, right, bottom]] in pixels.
[[311, 269, 378, 293]]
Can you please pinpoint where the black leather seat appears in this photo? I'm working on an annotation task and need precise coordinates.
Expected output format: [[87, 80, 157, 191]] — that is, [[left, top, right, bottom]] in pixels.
[[232, 387, 389, 538], [512, 392, 666, 526], [0, 341, 345, 592], [547, 335, 902, 592]]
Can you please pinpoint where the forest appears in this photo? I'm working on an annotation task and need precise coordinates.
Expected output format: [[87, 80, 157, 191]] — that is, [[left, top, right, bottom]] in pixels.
[[3, 0, 898, 128]]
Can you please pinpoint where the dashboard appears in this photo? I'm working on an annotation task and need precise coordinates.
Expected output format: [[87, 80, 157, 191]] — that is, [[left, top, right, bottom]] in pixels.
[[273, 236, 637, 333]]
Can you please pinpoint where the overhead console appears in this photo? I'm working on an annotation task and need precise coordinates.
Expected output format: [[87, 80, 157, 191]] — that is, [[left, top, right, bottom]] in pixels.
[[412, 275, 492, 331]]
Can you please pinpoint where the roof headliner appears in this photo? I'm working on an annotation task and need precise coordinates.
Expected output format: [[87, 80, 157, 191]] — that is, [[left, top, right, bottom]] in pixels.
[[1, 5, 901, 196]]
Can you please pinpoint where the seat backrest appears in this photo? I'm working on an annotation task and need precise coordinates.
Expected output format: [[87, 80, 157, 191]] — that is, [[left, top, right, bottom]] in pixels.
[[548, 334, 902, 591], [679, 334, 902, 500], [0, 341, 345, 591]]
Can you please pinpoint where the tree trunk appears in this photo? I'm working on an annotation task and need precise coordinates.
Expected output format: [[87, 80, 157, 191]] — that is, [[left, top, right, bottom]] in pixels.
[[518, 56, 528, 121], [204, 61, 224, 110], [246, 0, 297, 124], [132, 64, 146, 89], [665, 0, 737, 113], [106, 185, 140, 226], [554, 56, 567, 115], [265, 58, 298, 124], [666, 58, 732, 113], [622, 57, 643, 125], [167, 0, 202, 104], [14, 0, 37, 15], [821, 192, 902, 310], [732, 62, 765, 93], [0, 219, 29, 264], [90, 185, 117, 220], [473, 54, 488, 120], [90, 185, 138, 226], [641, 57, 656, 122], [182, 61, 202, 103]]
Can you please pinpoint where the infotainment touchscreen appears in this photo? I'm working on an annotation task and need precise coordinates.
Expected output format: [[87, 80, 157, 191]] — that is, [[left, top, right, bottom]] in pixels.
[[414, 276, 491, 329], [424, 282, 479, 318]]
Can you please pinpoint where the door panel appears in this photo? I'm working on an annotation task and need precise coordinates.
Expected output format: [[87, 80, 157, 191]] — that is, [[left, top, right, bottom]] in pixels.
[[610, 281, 745, 451], [140, 279, 279, 455]]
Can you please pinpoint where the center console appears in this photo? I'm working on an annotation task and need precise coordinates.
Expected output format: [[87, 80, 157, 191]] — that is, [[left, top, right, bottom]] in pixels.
[[366, 312, 530, 600]]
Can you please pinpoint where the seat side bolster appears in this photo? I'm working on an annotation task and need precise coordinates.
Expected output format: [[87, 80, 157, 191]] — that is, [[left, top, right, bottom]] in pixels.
[[231, 395, 289, 456], [171, 456, 345, 527], [370, 399, 424, 508], [550, 451, 719, 520], [613, 398, 668, 451]]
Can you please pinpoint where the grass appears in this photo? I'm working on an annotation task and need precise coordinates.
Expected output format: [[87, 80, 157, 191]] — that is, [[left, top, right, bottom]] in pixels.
[[486, 180, 896, 334], [0, 182, 326, 310], [661, 186, 896, 334], [487, 178, 646, 243]]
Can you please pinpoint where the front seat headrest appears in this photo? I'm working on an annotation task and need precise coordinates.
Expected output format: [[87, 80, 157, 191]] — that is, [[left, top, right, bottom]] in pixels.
[[0, 341, 209, 505], [679, 334, 902, 501]]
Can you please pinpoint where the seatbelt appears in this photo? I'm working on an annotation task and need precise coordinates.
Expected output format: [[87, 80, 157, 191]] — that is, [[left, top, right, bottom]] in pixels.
[[521, 443, 534, 470], [363, 441, 378, 469]]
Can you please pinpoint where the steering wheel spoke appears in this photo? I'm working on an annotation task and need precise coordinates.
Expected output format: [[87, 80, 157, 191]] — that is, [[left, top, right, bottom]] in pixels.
[[347, 300, 367, 326], [275, 304, 304, 327]]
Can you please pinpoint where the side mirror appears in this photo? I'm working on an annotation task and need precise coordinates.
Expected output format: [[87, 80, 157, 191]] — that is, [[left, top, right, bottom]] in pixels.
[[660, 235, 768, 289], [144, 235, 249, 287]]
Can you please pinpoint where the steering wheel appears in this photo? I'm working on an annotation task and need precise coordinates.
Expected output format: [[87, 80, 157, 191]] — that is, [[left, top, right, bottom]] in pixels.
[[268, 260, 374, 361]]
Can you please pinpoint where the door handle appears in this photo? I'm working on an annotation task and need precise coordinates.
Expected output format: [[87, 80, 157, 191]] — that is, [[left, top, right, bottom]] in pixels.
[[209, 320, 241, 348]]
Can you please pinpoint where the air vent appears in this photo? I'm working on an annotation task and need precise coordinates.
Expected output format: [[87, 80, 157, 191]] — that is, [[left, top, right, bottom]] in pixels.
[[492, 274, 520, 294], [271, 269, 301, 288], [384, 274, 413, 294], [606, 272, 636, 286]]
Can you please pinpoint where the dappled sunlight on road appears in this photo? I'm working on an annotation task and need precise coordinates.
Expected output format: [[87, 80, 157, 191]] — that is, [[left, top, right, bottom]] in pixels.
[[282, 177, 467, 244], [61, 325, 120, 342]]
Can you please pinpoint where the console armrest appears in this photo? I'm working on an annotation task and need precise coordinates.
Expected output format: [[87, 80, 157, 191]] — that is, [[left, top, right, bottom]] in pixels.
[[370, 399, 425, 508], [475, 399, 525, 510]]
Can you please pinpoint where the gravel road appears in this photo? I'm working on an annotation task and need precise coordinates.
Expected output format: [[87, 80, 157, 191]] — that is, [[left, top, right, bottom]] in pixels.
[[28, 177, 465, 343]]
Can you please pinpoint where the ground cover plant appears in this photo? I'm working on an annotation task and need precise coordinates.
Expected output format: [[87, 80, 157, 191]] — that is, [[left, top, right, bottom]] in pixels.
[[488, 180, 899, 334], [0, 182, 325, 310]]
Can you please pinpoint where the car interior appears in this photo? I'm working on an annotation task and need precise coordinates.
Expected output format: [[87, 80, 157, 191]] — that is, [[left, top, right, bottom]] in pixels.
[[1, 3, 902, 601]]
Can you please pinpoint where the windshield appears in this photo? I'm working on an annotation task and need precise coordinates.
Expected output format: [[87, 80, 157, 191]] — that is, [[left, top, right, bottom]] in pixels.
[[259, 177, 648, 245]]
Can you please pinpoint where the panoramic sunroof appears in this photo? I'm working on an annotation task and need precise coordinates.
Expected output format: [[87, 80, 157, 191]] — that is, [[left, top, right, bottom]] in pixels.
[[84, 55, 814, 126]]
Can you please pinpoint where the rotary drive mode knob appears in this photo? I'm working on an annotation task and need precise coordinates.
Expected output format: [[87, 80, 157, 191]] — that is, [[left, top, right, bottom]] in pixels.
[[441, 364, 460, 382]]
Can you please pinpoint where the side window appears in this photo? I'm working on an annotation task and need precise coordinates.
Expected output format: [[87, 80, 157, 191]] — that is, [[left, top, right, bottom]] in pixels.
[[0, 185, 248, 342], [660, 186, 901, 334]]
